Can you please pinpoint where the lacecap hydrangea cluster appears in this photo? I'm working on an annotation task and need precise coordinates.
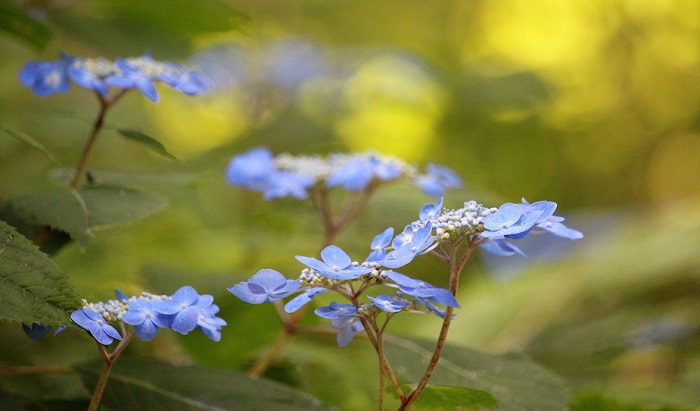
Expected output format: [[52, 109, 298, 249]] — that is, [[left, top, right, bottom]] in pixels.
[[19, 53, 213, 101], [70, 286, 226, 345], [229, 197, 582, 346], [225, 147, 463, 199]]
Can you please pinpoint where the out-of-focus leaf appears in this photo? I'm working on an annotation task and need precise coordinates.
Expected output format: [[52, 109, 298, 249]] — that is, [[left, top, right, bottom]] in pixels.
[[9, 186, 168, 247], [384, 335, 569, 411], [1, 127, 59, 164], [0, 220, 80, 326], [392, 384, 499, 411], [49, 0, 247, 58], [0, 2, 51, 50], [49, 168, 202, 188], [117, 129, 178, 161], [77, 358, 333, 411]]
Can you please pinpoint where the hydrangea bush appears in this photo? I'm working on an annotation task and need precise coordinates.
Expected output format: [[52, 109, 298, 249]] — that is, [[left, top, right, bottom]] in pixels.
[[0, 51, 583, 411]]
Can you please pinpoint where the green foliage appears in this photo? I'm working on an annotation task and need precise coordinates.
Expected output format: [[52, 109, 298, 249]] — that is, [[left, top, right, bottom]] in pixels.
[[395, 385, 498, 411], [117, 129, 178, 161], [9, 186, 168, 247], [384, 336, 569, 411], [570, 390, 692, 411], [0, 220, 80, 326], [0, 2, 51, 49], [78, 358, 333, 411], [1, 127, 59, 165]]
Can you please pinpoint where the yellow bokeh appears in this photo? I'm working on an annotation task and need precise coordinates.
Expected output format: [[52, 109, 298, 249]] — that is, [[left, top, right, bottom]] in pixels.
[[150, 89, 248, 157], [335, 55, 445, 161]]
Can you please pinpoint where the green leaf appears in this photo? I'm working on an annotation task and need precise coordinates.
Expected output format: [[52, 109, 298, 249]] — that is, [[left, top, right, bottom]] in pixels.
[[0, 2, 51, 49], [9, 186, 168, 247], [0, 220, 80, 326], [384, 336, 569, 411], [49, 168, 202, 188], [117, 129, 178, 161], [394, 385, 499, 411], [77, 358, 334, 411], [1, 127, 59, 164]]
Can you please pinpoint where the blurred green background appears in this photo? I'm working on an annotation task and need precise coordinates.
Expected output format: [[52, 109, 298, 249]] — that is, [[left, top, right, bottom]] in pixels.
[[0, 0, 699, 409]]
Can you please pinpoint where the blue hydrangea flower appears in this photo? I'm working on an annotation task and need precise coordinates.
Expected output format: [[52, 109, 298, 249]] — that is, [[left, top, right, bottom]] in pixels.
[[196, 304, 227, 342], [229, 269, 301, 304], [331, 315, 364, 347], [367, 295, 409, 313], [481, 202, 544, 239], [414, 163, 462, 197], [284, 287, 328, 313], [384, 271, 460, 308], [105, 58, 159, 102], [314, 302, 357, 319], [367, 227, 394, 262], [225, 147, 276, 191], [419, 197, 443, 221], [296, 245, 372, 280], [20, 53, 212, 99], [122, 299, 168, 341], [19, 54, 73, 97], [413, 297, 453, 319], [154, 286, 213, 335], [262, 171, 314, 200], [379, 223, 436, 269], [70, 308, 122, 345], [326, 157, 374, 191]]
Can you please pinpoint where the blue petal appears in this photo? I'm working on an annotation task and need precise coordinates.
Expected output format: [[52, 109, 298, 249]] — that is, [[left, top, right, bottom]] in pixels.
[[320, 245, 352, 269], [284, 288, 327, 313]]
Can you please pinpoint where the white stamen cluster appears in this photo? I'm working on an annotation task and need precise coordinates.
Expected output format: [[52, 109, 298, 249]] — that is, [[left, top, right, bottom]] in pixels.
[[298, 268, 335, 287], [81, 292, 170, 323], [70, 57, 115, 78], [430, 201, 497, 242], [273, 152, 416, 184]]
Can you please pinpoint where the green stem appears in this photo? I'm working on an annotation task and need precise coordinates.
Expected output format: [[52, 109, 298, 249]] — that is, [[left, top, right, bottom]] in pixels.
[[400, 242, 473, 410], [68, 90, 126, 190], [87, 331, 135, 411]]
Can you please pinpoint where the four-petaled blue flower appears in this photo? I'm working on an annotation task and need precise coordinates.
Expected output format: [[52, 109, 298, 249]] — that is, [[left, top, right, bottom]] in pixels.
[[122, 299, 168, 341], [196, 304, 228, 342], [419, 197, 443, 221], [154, 286, 213, 335], [296, 245, 372, 280], [367, 227, 394, 262], [367, 295, 408, 313], [379, 223, 436, 269], [19, 54, 73, 97], [229, 269, 301, 304], [315, 302, 357, 319], [331, 315, 364, 347], [71, 308, 122, 345], [384, 271, 460, 308]]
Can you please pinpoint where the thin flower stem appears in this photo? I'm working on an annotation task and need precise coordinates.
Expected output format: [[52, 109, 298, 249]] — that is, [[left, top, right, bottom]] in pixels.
[[87, 330, 135, 411], [400, 242, 473, 410], [68, 90, 127, 190]]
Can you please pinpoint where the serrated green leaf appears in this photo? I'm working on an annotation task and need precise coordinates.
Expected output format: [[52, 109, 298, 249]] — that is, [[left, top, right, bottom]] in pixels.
[[384, 336, 569, 411], [117, 129, 178, 161], [0, 3, 51, 49], [0, 220, 80, 326], [394, 385, 499, 411], [9, 186, 168, 247], [1, 127, 59, 164], [78, 358, 334, 411]]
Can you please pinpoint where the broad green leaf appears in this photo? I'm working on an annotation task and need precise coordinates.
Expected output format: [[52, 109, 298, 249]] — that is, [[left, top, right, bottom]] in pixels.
[[117, 129, 178, 161], [0, 220, 80, 326], [384, 336, 569, 411], [78, 358, 334, 411], [0, 3, 51, 49], [9, 186, 168, 247], [393, 385, 499, 411], [1, 127, 59, 164]]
